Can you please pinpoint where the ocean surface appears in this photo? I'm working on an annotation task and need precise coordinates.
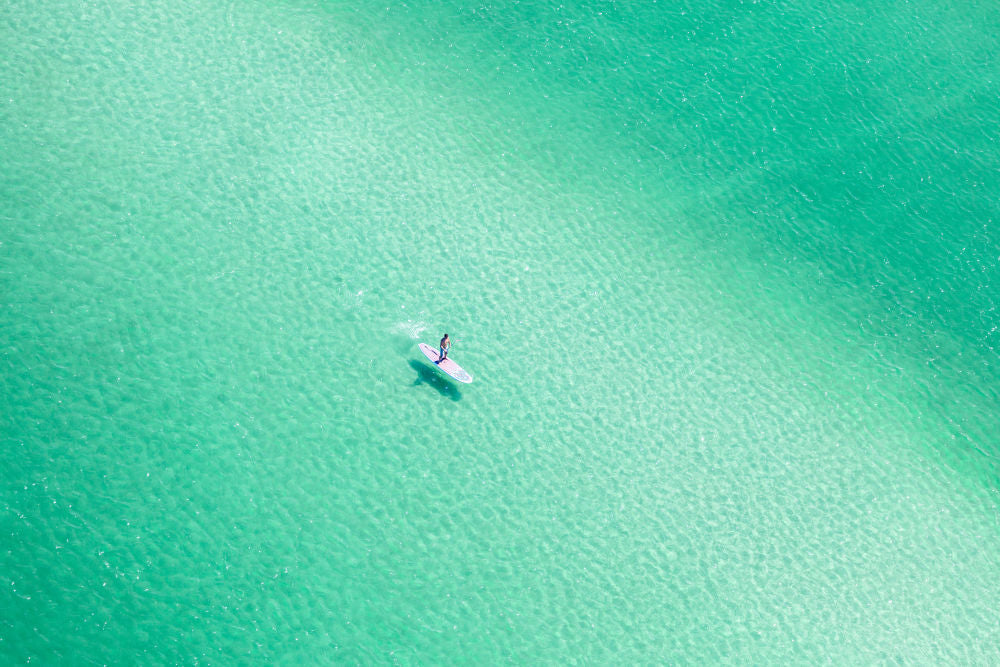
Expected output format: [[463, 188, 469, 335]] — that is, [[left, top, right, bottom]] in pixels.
[[3, 0, 999, 662]]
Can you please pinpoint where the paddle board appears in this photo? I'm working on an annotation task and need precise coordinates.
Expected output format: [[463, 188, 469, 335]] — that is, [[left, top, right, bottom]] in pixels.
[[418, 343, 473, 384]]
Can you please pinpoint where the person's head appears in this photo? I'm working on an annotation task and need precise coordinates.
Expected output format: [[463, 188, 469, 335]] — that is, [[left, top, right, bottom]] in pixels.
[[443, 333, 449, 339]]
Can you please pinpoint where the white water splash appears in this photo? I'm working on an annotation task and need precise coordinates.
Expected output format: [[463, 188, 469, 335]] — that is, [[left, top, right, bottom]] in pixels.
[[391, 319, 429, 340]]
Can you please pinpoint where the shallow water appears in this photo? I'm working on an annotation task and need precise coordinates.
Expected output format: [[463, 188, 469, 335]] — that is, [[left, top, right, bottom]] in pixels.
[[3, 0, 999, 662]]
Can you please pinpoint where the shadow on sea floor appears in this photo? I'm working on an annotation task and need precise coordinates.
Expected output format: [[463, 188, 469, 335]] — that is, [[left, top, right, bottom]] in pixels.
[[409, 360, 462, 402]]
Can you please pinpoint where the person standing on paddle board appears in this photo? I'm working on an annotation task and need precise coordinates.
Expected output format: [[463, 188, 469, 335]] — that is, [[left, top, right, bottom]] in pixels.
[[436, 333, 451, 364]]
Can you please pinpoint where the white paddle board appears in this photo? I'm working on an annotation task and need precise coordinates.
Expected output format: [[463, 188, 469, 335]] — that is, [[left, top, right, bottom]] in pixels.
[[418, 343, 473, 384]]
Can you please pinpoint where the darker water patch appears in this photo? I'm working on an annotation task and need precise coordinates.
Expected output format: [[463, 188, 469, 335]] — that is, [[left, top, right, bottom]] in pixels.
[[409, 360, 462, 401]]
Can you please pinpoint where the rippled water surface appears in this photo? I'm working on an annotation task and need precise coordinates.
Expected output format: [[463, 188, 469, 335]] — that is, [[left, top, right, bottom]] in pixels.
[[3, 0, 1000, 662]]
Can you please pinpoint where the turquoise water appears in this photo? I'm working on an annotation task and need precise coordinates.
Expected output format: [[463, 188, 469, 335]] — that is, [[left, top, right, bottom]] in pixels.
[[3, 0, 1000, 662]]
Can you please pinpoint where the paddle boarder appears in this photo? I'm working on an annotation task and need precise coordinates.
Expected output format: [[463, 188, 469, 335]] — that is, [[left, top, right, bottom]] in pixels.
[[436, 333, 451, 364]]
